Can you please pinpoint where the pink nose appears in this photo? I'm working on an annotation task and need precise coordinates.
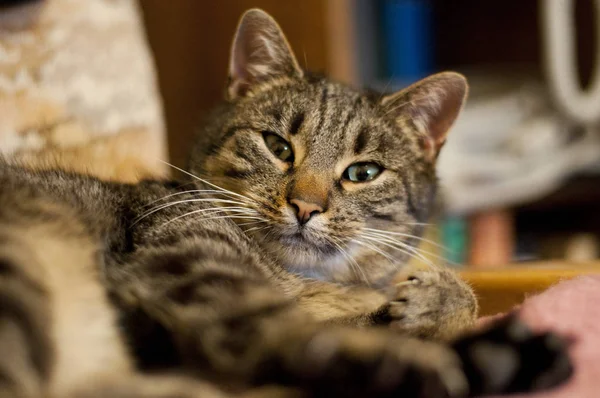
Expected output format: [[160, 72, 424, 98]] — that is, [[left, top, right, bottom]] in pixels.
[[289, 198, 324, 225]]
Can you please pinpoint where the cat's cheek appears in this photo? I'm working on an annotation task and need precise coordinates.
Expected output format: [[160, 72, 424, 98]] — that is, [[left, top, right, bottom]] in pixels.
[[305, 215, 326, 231], [284, 204, 297, 221]]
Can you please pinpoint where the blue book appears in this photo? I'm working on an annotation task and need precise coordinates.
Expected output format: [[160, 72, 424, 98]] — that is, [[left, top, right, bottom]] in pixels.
[[380, 0, 434, 86]]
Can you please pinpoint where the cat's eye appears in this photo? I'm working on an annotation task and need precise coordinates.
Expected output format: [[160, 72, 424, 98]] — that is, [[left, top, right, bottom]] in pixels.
[[263, 132, 294, 162], [343, 162, 382, 183]]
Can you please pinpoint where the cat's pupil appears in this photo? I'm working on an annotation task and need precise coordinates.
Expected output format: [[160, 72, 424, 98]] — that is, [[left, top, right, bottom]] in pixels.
[[344, 163, 382, 182], [263, 133, 294, 162]]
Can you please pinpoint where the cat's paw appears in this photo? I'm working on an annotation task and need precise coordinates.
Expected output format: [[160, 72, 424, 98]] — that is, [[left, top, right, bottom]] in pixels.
[[385, 268, 478, 340], [293, 328, 468, 398], [453, 315, 573, 396]]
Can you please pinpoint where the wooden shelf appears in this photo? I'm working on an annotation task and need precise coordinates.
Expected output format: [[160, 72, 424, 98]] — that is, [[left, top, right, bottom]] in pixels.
[[461, 263, 600, 316]]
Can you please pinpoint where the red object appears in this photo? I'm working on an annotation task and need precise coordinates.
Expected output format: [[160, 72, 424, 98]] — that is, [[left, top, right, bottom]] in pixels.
[[468, 209, 514, 268]]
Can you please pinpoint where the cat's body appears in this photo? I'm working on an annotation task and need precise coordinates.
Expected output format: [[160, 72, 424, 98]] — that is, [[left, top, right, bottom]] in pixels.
[[0, 151, 469, 395], [0, 9, 572, 398]]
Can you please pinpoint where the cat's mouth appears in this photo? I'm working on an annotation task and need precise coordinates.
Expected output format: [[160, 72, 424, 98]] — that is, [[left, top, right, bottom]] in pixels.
[[254, 224, 340, 264], [279, 230, 336, 253]]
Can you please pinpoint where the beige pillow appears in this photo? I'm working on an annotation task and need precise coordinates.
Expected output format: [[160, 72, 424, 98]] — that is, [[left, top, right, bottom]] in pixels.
[[0, 0, 167, 182]]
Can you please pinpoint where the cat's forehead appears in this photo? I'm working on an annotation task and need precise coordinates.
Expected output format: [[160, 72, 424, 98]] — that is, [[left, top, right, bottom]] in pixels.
[[252, 81, 397, 151], [250, 80, 414, 169]]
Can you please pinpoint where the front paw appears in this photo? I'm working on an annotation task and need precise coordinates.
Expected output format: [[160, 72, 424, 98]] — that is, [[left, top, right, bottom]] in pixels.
[[384, 268, 478, 340], [453, 315, 573, 396]]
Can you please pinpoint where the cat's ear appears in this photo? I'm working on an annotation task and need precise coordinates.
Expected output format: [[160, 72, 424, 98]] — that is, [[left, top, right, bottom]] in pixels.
[[381, 72, 468, 162], [227, 9, 303, 99]]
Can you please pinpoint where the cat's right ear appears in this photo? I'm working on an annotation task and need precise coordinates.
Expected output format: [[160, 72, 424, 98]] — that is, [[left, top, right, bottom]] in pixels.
[[381, 72, 468, 162], [227, 9, 303, 99]]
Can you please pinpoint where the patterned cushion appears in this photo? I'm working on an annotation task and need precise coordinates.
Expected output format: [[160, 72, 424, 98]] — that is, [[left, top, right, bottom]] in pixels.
[[0, 0, 167, 182]]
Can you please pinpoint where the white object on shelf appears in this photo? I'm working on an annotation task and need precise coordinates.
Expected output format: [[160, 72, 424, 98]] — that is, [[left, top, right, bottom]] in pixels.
[[437, 75, 600, 214], [542, 0, 600, 124]]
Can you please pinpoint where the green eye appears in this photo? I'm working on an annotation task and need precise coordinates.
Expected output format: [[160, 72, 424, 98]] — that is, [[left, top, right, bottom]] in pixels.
[[263, 132, 294, 162], [343, 162, 383, 182]]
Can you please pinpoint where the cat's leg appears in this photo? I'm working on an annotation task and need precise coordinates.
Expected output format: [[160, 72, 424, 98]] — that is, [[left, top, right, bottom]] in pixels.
[[0, 196, 132, 397], [290, 278, 572, 396], [112, 242, 470, 398], [116, 246, 573, 398], [67, 374, 229, 398], [295, 265, 477, 341], [71, 377, 307, 398], [0, 231, 53, 397]]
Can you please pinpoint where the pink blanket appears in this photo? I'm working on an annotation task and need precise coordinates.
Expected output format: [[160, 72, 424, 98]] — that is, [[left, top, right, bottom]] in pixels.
[[482, 275, 600, 398]]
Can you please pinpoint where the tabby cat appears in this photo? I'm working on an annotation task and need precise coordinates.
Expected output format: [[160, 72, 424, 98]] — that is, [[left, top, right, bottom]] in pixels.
[[0, 8, 571, 398]]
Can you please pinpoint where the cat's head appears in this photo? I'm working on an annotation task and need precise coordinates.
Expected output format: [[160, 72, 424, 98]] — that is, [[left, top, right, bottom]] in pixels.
[[189, 9, 467, 285]]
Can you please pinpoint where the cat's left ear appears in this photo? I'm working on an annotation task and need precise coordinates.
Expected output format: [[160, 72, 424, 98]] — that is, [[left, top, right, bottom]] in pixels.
[[227, 9, 303, 99], [381, 72, 468, 162]]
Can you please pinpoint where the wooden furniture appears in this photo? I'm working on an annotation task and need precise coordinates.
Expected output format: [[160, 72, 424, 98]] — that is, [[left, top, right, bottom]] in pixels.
[[461, 263, 600, 316]]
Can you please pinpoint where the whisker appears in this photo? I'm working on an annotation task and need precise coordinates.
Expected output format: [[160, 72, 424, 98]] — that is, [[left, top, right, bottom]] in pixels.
[[158, 160, 255, 203], [147, 197, 250, 213], [133, 198, 253, 225], [196, 174, 279, 211], [195, 174, 274, 207], [361, 235, 437, 269], [352, 239, 397, 265], [361, 231, 457, 266], [384, 238, 455, 266], [406, 242, 459, 266], [160, 210, 267, 228], [403, 222, 434, 227], [362, 232, 437, 260], [377, 76, 394, 103], [362, 228, 449, 251], [329, 236, 368, 283], [237, 220, 267, 227], [143, 189, 252, 209], [243, 225, 269, 234]]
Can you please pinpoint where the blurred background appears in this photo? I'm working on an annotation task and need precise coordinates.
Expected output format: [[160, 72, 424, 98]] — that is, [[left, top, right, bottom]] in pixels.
[[140, 0, 600, 269]]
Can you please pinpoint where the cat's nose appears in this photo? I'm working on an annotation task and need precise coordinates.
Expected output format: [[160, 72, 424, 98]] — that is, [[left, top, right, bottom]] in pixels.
[[289, 198, 323, 225]]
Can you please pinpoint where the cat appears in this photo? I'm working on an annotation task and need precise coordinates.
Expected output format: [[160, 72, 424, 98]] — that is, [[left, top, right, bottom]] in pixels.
[[0, 8, 572, 398]]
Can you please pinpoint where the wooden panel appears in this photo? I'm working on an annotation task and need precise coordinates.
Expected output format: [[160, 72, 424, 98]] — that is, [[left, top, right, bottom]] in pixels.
[[140, 0, 329, 168], [325, 0, 358, 84], [461, 263, 600, 316]]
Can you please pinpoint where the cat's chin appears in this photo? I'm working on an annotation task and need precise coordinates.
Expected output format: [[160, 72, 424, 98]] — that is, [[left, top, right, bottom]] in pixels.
[[258, 235, 339, 272], [250, 231, 361, 281]]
